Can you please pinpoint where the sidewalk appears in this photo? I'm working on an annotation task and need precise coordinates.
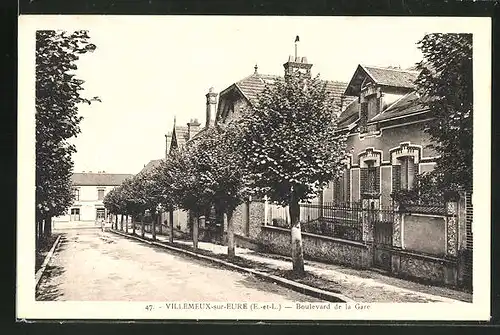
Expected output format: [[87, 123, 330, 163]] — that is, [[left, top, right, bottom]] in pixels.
[[116, 229, 472, 303]]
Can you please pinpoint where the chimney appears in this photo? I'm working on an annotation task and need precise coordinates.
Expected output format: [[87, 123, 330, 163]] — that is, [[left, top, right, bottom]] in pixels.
[[187, 118, 201, 140], [205, 87, 218, 128], [165, 132, 172, 158], [283, 36, 312, 78]]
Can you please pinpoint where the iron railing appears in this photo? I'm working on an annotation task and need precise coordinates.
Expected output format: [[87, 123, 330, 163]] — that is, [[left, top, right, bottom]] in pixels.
[[267, 201, 364, 241]]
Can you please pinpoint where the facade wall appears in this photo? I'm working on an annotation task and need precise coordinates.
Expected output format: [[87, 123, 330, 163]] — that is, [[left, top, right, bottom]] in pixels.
[[53, 185, 114, 223], [325, 121, 439, 207]]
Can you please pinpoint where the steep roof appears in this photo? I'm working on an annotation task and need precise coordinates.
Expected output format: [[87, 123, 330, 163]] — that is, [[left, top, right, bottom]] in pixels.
[[369, 91, 430, 123], [72, 173, 134, 186], [364, 66, 419, 89], [170, 125, 190, 151], [137, 159, 163, 175], [337, 99, 359, 129], [344, 65, 420, 96], [235, 73, 281, 105], [223, 72, 355, 115]]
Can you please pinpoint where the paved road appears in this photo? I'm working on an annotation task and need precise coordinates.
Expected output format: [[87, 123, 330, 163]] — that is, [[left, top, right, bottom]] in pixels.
[[36, 229, 322, 302]]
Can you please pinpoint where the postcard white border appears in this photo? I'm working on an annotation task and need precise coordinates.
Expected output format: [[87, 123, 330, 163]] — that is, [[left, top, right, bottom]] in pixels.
[[17, 15, 491, 321]]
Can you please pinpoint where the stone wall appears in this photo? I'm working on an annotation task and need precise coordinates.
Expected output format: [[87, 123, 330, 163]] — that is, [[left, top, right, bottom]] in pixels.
[[392, 250, 458, 286], [258, 225, 372, 269]]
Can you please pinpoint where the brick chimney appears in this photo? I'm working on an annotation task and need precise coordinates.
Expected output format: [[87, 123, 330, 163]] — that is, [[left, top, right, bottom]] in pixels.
[[205, 87, 218, 128], [283, 36, 312, 78], [187, 118, 201, 140]]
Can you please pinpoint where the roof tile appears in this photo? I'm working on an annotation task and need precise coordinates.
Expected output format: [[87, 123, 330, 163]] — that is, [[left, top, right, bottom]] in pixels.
[[72, 173, 134, 186], [363, 66, 419, 89]]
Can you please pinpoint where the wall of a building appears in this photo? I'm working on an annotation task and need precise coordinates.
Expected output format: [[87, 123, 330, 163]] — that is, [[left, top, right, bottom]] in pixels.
[[323, 121, 438, 207], [53, 185, 114, 223]]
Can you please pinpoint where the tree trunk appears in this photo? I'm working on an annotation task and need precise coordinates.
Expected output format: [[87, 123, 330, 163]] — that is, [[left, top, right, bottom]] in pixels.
[[119, 215, 122, 231], [159, 211, 163, 235], [38, 220, 44, 241], [43, 214, 52, 237], [132, 216, 136, 235], [114, 215, 118, 230], [289, 189, 305, 275], [141, 215, 145, 238], [36, 220, 41, 249], [152, 213, 157, 241], [125, 215, 129, 233], [169, 210, 174, 243], [227, 209, 236, 258], [193, 216, 199, 249]]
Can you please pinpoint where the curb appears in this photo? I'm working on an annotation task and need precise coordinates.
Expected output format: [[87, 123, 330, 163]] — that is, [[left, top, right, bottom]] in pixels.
[[110, 229, 353, 303], [35, 234, 62, 289]]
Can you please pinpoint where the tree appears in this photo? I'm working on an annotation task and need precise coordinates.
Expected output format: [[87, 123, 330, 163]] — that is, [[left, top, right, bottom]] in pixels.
[[185, 125, 248, 257], [167, 145, 212, 248], [237, 73, 347, 275], [414, 33, 473, 199], [36, 30, 100, 242], [156, 154, 185, 243]]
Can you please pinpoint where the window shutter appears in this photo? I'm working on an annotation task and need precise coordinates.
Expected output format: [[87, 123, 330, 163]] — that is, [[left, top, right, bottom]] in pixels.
[[360, 102, 368, 131], [407, 157, 415, 190], [360, 168, 368, 194], [392, 165, 401, 192], [345, 168, 351, 202], [375, 166, 380, 193]]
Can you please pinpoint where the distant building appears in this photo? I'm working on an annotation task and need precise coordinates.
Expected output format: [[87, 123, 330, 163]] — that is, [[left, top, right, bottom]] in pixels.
[[53, 171, 133, 226]]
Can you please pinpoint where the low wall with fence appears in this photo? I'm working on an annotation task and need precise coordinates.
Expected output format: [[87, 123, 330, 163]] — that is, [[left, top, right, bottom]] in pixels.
[[254, 194, 472, 289], [258, 225, 372, 268]]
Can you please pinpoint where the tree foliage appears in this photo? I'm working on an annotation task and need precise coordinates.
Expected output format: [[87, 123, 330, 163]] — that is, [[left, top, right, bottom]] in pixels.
[[186, 125, 248, 213], [36, 30, 100, 223], [235, 72, 347, 273], [414, 33, 473, 197], [237, 73, 347, 205]]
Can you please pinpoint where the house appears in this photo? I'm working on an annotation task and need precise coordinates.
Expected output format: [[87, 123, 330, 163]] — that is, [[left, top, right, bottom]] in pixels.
[[323, 64, 438, 209], [53, 171, 133, 227], [211, 47, 356, 243], [162, 95, 214, 237], [224, 61, 472, 288]]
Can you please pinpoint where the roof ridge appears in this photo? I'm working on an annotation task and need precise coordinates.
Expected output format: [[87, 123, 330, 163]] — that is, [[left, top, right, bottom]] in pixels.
[[236, 72, 280, 84], [362, 64, 420, 73]]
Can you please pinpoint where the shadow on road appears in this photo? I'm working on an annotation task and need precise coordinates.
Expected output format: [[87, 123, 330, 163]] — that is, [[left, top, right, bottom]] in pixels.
[[36, 264, 66, 301], [35, 238, 68, 301]]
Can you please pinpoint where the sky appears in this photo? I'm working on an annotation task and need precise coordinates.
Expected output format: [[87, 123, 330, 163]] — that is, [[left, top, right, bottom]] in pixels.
[[66, 16, 468, 175]]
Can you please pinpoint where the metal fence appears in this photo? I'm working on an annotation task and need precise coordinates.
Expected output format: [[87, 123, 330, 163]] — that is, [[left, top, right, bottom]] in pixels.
[[266, 201, 364, 241]]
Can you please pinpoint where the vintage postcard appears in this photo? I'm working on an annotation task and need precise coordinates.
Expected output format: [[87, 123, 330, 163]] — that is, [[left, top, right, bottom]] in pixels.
[[17, 15, 491, 321]]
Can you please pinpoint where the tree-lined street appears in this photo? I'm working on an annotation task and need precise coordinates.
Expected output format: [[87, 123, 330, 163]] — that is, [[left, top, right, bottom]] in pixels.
[[36, 229, 322, 302]]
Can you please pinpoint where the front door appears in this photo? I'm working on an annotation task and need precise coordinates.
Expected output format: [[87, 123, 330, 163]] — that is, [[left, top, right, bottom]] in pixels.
[[96, 208, 105, 221], [70, 208, 80, 221]]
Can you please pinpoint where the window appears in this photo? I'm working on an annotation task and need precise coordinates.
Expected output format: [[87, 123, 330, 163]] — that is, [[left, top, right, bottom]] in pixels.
[[96, 208, 105, 220], [361, 161, 380, 195], [334, 168, 351, 203], [70, 208, 80, 221], [97, 189, 105, 200], [73, 188, 80, 201], [367, 163, 377, 193], [394, 156, 415, 191]]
